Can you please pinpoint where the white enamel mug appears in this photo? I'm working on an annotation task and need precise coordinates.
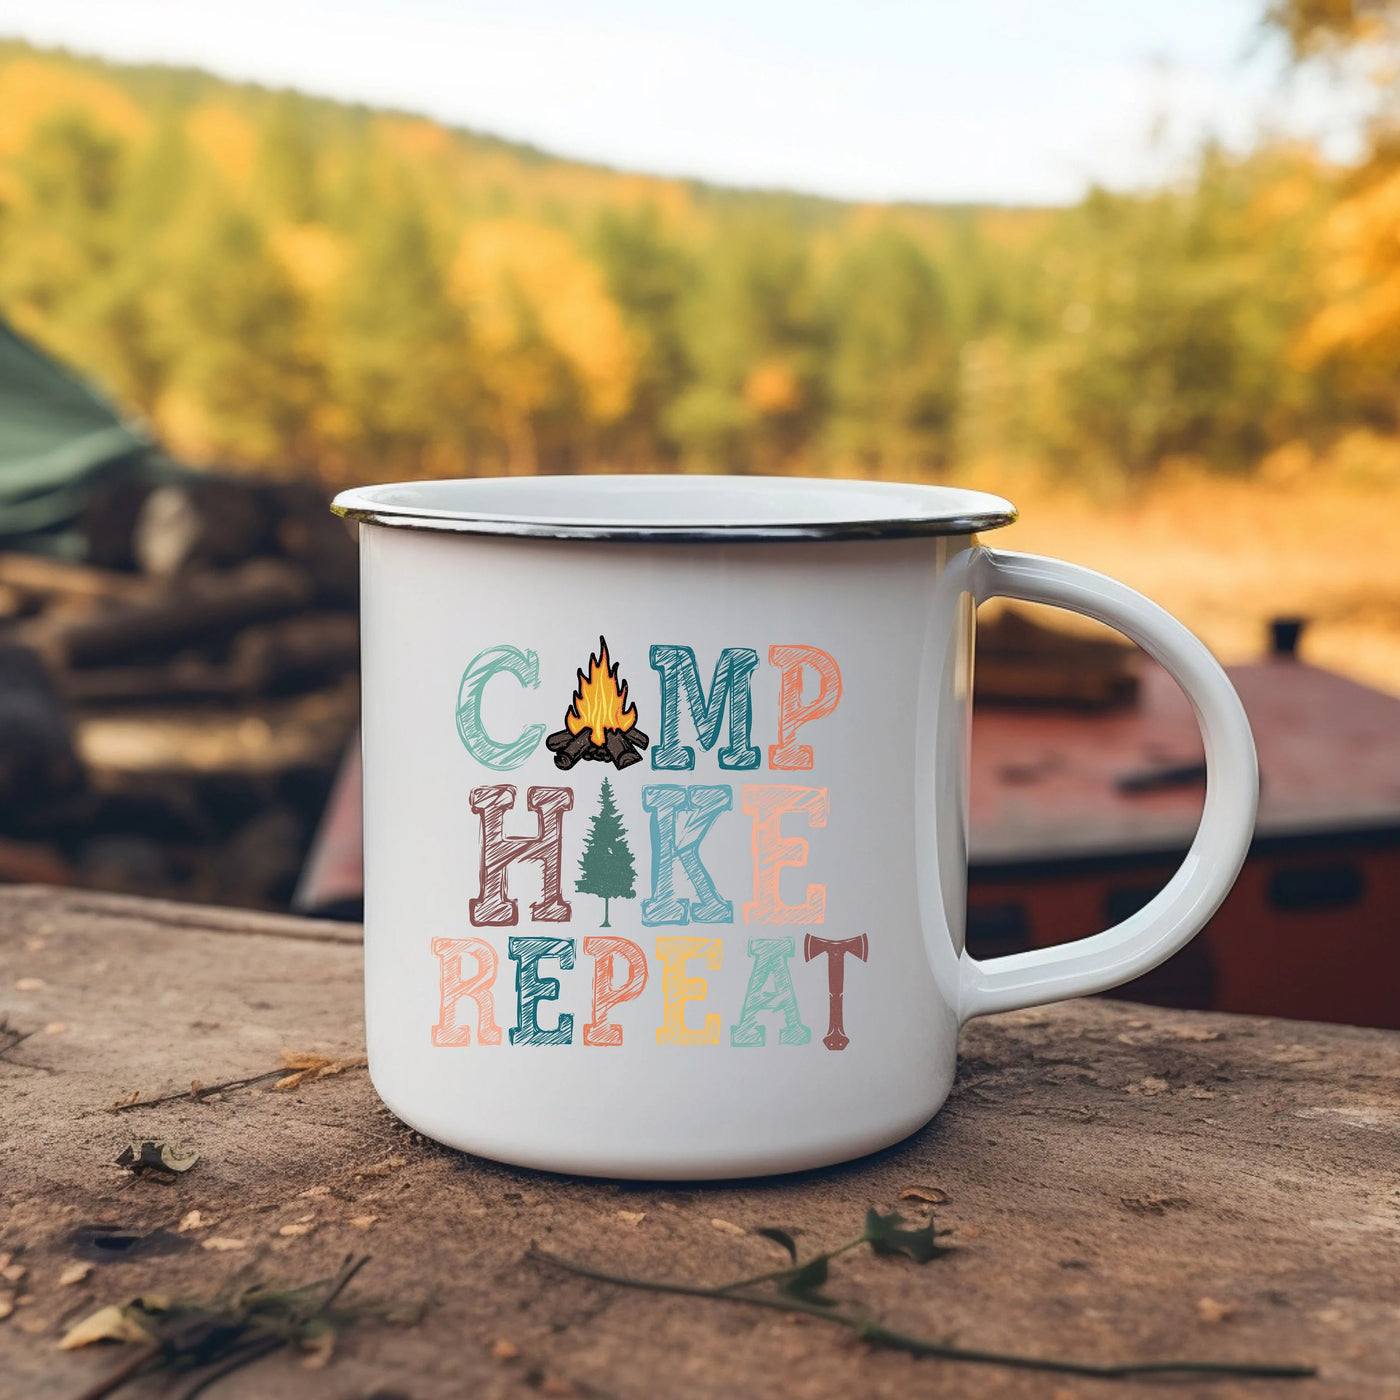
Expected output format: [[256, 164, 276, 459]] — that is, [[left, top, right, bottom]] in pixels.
[[333, 476, 1257, 1179]]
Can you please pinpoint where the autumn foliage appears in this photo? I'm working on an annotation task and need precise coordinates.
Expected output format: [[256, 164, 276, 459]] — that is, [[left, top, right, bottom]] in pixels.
[[1, 32, 1399, 493]]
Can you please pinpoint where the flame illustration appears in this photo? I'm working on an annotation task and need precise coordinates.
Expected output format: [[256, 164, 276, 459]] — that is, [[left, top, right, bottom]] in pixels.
[[565, 636, 637, 745]]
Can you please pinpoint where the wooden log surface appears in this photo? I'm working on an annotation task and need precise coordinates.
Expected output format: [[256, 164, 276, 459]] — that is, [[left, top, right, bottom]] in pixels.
[[1, 885, 1397, 1399], [14, 559, 315, 671]]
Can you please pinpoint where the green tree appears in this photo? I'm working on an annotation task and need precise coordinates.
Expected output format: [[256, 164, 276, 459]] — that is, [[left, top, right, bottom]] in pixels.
[[668, 214, 824, 471], [328, 183, 478, 477], [823, 227, 956, 473], [576, 779, 636, 928], [591, 205, 694, 467]]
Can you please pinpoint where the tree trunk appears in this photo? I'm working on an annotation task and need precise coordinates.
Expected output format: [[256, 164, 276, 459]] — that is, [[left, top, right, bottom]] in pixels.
[[602, 898, 610, 928]]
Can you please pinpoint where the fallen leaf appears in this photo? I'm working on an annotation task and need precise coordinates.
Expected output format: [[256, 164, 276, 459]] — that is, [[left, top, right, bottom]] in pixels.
[[58, 1262, 93, 1287], [491, 1337, 520, 1361], [177, 1210, 207, 1232], [59, 1304, 155, 1349], [754, 1227, 798, 1261], [300, 1328, 335, 1369], [778, 1255, 838, 1307], [350, 1215, 378, 1230], [1173, 1027, 1221, 1042], [201, 1237, 247, 1252], [356, 1155, 406, 1179], [275, 1049, 368, 1091], [1198, 1297, 1238, 1324], [864, 1208, 954, 1263], [278, 1222, 315, 1237], [1128, 1076, 1170, 1095], [43, 1023, 67, 1035], [898, 1186, 949, 1205], [710, 1218, 745, 1236], [115, 1141, 200, 1177], [1119, 1195, 1190, 1215], [615, 1210, 645, 1225], [15, 978, 45, 992], [1, 1264, 26, 1284]]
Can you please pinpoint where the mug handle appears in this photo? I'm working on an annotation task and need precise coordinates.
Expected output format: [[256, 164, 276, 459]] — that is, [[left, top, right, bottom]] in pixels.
[[958, 547, 1258, 1021]]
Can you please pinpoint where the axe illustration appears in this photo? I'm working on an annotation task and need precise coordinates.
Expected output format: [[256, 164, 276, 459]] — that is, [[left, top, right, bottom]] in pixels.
[[803, 933, 869, 1051]]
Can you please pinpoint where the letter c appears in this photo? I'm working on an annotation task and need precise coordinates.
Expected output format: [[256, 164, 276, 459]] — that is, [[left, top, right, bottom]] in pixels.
[[456, 644, 546, 770]]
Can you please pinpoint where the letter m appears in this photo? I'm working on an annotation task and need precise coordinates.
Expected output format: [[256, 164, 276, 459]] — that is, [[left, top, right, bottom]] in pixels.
[[649, 645, 760, 770], [469, 785, 573, 926]]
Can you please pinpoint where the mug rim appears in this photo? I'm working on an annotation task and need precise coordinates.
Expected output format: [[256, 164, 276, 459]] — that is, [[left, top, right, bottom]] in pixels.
[[331, 473, 1018, 543]]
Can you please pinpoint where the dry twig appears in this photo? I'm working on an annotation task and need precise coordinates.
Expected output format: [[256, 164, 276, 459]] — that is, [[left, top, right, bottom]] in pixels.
[[529, 1208, 1314, 1382]]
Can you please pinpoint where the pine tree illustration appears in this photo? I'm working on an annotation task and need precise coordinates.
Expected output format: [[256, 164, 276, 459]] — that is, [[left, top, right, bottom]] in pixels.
[[576, 779, 637, 928]]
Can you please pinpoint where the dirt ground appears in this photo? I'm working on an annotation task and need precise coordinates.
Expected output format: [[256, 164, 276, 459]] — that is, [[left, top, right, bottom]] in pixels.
[[2, 886, 1398, 1399], [964, 468, 1400, 698]]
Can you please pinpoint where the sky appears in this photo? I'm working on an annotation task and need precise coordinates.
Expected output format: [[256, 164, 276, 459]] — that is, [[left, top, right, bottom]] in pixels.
[[0, 0, 1368, 205]]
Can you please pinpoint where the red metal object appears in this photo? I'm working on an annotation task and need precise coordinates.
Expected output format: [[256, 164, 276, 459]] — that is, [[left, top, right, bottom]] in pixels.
[[291, 733, 363, 918], [969, 659, 1400, 1028]]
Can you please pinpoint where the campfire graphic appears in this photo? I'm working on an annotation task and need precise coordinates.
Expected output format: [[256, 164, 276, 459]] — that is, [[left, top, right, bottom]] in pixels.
[[546, 637, 650, 771]]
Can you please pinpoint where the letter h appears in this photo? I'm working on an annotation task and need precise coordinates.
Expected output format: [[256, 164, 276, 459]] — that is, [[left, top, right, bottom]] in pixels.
[[469, 784, 573, 926]]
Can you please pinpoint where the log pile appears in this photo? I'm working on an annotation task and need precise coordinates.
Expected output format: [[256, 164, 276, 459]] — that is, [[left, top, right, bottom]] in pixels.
[[546, 725, 650, 771], [0, 473, 359, 910]]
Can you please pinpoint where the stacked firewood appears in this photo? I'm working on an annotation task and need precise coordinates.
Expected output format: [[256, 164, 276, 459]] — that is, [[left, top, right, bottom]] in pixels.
[[546, 724, 650, 770], [0, 474, 360, 910]]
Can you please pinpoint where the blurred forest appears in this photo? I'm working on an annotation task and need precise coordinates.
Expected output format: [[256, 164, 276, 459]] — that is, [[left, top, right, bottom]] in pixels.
[[0, 11, 1397, 490], [1, 4, 1399, 685]]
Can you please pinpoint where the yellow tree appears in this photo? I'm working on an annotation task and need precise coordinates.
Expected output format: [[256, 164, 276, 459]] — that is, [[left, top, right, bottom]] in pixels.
[[1273, 0, 1400, 425], [449, 219, 634, 473]]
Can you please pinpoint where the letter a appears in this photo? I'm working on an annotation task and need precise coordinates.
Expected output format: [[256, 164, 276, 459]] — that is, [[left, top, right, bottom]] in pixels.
[[430, 937, 503, 1046], [731, 937, 811, 1047], [470, 785, 573, 926]]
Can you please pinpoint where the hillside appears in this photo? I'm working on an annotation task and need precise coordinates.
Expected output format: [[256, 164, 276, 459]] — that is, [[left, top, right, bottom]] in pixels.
[[0, 40, 1054, 482]]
